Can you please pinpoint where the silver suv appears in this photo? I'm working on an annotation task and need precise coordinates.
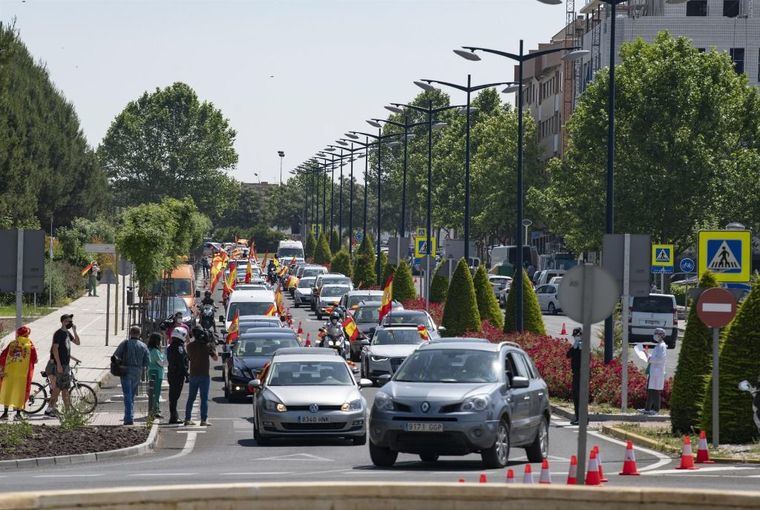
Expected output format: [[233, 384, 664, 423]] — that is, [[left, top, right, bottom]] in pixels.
[[368, 339, 549, 468]]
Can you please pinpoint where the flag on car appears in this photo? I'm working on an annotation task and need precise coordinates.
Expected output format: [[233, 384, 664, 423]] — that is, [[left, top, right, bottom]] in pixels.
[[245, 259, 253, 284], [264, 303, 277, 316], [226, 310, 240, 344], [260, 253, 268, 271], [275, 288, 285, 315], [417, 324, 430, 341], [80, 262, 94, 276], [224, 262, 237, 294], [343, 316, 359, 341], [249, 239, 257, 262], [378, 274, 394, 322]]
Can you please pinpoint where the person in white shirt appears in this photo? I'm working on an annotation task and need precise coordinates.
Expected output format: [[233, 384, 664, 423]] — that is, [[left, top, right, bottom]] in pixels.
[[643, 328, 667, 415]]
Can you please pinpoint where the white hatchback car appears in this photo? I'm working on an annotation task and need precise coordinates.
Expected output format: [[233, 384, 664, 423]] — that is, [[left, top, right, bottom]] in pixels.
[[535, 284, 561, 315]]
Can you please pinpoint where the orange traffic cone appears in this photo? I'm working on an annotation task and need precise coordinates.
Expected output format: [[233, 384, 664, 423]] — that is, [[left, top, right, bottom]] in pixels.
[[593, 445, 608, 482], [539, 458, 552, 484], [675, 436, 698, 470], [479, 473, 488, 483], [297, 321, 303, 335], [458, 478, 465, 483], [505, 469, 515, 484], [585, 450, 601, 486], [561, 322, 567, 335], [696, 431, 714, 464], [566, 455, 578, 484], [619, 440, 641, 475], [304, 333, 311, 347], [523, 464, 535, 484]]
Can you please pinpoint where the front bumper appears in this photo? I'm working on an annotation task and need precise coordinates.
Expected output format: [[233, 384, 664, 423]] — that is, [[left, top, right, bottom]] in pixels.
[[294, 292, 312, 305], [367, 356, 406, 379], [259, 408, 366, 437]]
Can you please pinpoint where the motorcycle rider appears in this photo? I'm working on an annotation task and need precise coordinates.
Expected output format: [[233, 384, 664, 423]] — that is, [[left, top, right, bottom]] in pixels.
[[197, 290, 217, 339], [200, 290, 214, 307], [318, 311, 347, 357]]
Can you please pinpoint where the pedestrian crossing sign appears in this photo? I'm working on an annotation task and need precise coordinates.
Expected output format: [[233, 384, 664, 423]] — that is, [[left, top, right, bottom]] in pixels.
[[698, 230, 751, 282], [414, 236, 436, 259], [651, 243, 674, 273]]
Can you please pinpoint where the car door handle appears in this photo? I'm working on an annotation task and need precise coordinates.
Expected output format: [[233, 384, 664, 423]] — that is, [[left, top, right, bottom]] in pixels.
[[537, 392, 544, 397], [523, 396, 531, 401]]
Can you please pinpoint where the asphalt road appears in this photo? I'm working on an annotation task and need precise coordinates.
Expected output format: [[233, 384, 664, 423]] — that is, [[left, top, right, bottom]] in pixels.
[[1, 282, 756, 493]]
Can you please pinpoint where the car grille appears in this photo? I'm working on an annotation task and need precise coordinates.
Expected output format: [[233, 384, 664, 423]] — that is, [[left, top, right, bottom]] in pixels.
[[438, 403, 461, 413], [395, 402, 412, 412], [392, 431, 470, 455], [281, 422, 346, 431], [287, 405, 343, 411]]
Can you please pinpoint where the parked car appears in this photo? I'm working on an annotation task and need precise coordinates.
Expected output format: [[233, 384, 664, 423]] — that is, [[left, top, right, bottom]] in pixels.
[[488, 276, 512, 298], [535, 284, 562, 315], [368, 339, 549, 468], [532, 269, 565, 287], [360, 326, 427, 384], [628, 293, 678, 349]]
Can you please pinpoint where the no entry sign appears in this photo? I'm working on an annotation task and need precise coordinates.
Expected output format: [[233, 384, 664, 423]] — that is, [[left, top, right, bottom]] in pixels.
[[697, 288, 737, 329]]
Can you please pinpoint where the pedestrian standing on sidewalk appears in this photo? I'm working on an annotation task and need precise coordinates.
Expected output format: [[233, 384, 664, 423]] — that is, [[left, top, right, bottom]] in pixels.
[[184, 327, 218, 426], [566, 327, 582, 426], [88, 261, 100, 297], [166, 328, 189, 424], [45, 314, 81, 417], [642, 327, 667, 415], [114, 326, 149, 425], [0, 326, 38, 421], [147, 333, 166, 420]]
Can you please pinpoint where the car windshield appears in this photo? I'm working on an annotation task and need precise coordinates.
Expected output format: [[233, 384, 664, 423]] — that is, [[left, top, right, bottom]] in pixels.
[[373, 329, 424, 345], [302, 268, 324, 278], [321, 277, 350, 287], [394, 349, 500, 383], [348, 293, 381, 307], [278, 248, 304, 258], [383, 313, 429, 327], [267, 361, 354, 386], [234, 337, 299, 356], [354, 307, 379, 323], [298, 278, 316, 288], [632, 296, 673, 313], [228, 301, 275, 318], [321, 286, 349, 297]]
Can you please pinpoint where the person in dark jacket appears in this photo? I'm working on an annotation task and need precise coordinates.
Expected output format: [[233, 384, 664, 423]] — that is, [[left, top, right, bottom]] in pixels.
[[114, 326, 149, 425], [566, 327, 582, 426], [166, 327, 189, 424]]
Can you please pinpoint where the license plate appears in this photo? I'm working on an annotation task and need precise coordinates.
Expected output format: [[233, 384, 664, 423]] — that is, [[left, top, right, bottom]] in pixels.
[[298, 415, 330, 424], [405, 422, 443, 432], [645, 320, 661, 325]]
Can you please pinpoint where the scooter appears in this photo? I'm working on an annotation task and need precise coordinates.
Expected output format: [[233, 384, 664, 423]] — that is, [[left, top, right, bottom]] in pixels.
[[318, 324, 349, 359], [738, 379, 760, 435], [198, 303, 220, 343]]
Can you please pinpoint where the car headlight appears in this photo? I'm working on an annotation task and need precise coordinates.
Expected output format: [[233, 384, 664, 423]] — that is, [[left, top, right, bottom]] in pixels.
[[461, 395, 490, 412], [264, 399, 287, 412], [341, 399, 363, 412], [374, 392, 394, 411], [231, 366, 244, 377], [370, 355, 388, 362]]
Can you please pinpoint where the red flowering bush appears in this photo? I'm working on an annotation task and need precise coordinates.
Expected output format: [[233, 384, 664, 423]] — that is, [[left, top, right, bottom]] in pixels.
[[401, 298, 443, 327]]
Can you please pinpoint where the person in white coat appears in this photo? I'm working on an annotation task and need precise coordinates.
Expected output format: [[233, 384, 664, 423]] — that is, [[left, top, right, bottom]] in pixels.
[[643, 328, 668, 415]]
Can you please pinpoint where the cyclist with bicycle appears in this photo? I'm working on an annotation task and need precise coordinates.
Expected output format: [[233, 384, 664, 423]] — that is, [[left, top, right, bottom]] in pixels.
[[44, 314, 81, 417]]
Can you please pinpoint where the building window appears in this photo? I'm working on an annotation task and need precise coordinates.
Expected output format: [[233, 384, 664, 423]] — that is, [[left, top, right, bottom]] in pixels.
[[730, 48, 745, 73], [723, 0, 740, 16], [686, 0, 708, 15]]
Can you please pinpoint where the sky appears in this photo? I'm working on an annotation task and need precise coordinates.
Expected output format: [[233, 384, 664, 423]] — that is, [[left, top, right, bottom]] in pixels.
[[0, 0, 564, 184]]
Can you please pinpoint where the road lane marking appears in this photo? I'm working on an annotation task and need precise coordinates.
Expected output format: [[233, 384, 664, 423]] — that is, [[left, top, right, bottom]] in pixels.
[[34, 474, 103, 478], [587, 430, 671, 472], [220, 472, 290, 476], [128, 473, 195, 477], [257, 453, 333, 462], [641, 466, 756, 476]]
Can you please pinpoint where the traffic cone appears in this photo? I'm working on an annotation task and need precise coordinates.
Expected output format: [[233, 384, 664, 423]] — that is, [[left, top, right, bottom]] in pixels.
[[566, 455, 578, 485], [696, 431, 714, 464], [304, 333, 311, 347], [458, 478, 465, 483], [619, 440, 641, 475], [539, 458, 552, 484], [522, 464, 535, 484], [505, 469, 515, 484], [675, 435, 698, 470], [560, 322, 567, 335], [593, 445, 608, 482], [479, 473, 488, 483], [297, 321, 303, 335], [584, 450, 601, 486]]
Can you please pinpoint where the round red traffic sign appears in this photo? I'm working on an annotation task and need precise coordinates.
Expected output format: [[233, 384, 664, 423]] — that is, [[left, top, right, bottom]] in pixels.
[[696, 288, 737, 328]]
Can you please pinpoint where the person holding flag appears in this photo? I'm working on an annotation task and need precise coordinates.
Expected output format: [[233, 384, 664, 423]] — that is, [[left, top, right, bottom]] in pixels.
[[226, 310, 240, 344], [378, 274, 394, 322]]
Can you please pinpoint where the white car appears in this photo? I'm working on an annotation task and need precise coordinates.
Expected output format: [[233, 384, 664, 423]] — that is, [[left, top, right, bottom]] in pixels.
[[488, 275, 512, 298], [535, 284, 562, 315], [360, 326, 427, 384], [628, 294, 677, 349]]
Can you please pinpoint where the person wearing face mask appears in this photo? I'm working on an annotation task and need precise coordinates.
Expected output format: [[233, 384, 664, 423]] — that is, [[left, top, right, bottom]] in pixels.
[[566, 327, 582, 425], [641, 327, 668, 415], [44, 314, 81, 417]]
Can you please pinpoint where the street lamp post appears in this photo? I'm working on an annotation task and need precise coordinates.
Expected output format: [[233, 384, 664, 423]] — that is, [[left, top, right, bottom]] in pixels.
[[336, 141, 367, 256], [278, 150, 285, 185]]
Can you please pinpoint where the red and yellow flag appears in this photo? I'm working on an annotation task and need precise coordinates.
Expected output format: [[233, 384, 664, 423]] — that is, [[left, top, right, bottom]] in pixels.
[[343, 316, 359, 341], [224, 262, 238, 294], [275, 288, 285, 315], [226, 310, 240, 344], [278, 265, 288, 277], [249, 240, 258, 263], [264, 303, 277, 316], [245, 259, 253, 284], [260, 253, 269, 272], [417, 324, 430, 341], [378, 274, 394, 322], [80, 262, 94, 276]]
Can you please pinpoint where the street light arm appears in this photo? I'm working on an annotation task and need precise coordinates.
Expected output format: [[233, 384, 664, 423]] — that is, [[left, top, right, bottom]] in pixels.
[[390, 102, 467, 115], [462, 46, 521, 61], [349, 131, 380, 140], [469, 81, 519, 93], [463, 45, 582, 62], [421, 79, 469, 93]]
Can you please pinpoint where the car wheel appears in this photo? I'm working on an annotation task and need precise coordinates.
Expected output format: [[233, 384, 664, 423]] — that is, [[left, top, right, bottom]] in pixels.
[[666, 334, 677, 349], [419, 452, 439, 463], [548, 302, 556, 315], [352, 433, 367, 446], [525, 416, 549, 463], [316, 312, 322, 320], [369, 440, 398, 467], [481, 419, 510, 469], [294, 302, 299, 308]]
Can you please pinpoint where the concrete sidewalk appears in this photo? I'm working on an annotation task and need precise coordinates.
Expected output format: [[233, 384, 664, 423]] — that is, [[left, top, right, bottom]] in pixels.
[[0, 278, 133, 386]]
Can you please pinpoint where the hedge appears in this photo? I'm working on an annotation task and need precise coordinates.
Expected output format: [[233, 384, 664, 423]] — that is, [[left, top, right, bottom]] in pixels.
[[393, 260, 416, 302], [503, 268, 545, 335], [441, 258, 481, 336], [473, 264, 504, 329]]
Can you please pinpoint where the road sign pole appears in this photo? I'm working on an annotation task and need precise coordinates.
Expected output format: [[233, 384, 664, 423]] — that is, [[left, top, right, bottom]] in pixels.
[[114, 251, 119, 335], [712, 327, 720, 447], [105, 282, 110, 347], [122, 272, 126, 330], [15, 229, 24, 329], [621, 234, 630, 413], [576, 264, 593, 485]]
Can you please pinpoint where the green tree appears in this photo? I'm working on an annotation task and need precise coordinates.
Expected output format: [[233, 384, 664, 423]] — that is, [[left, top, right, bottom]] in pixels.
[[377, 251, 389, 286], [330, 229, 341, 253], [504, 269, 545, 335], [670, 271, 718, 434], [161, 197, 210, 269], [352, 235, 376, 289], [99, 82, 238, 222], [473, 265, 504, 329], [381, 262, 396, 290], [441, 258, 481, 336], [330, 249, 352, 278], [56, 217, 116, 266], [304, 231, 316, 262], [313, 233, 332, 265], [702, 278, 760, 443], [393, 260, 417, 302], [429, 262, 449, 304]]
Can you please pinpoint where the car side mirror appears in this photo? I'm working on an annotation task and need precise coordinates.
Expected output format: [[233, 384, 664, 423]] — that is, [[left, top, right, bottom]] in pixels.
[[377, 374, 392, 385], [195, 290, 201, 298], [219, 315, 225, 323], [248, 379, 261, 392], [438, 326, 446, 332], [358, 378, 373, 388], [360, 339, 370, 346], [511, 376, 530, 389]]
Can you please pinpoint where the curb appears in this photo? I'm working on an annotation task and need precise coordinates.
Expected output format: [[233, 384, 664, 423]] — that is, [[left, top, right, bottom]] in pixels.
[[550, 404, 670, 423], [0, 422, 159, 471], [600, 424, 760, 464]]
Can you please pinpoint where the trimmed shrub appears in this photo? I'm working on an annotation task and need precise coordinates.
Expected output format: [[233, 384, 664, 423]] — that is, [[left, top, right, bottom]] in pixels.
[[304, 231, 316, 262], [352, 235, 376, 289], [503, 268, 545, 335], [670, 271, 718, 434], [393, 260, 417, 302], [313, 233, 333, 265], [429, 262, 449, 304], [330, 249, 352, 278], [473, 265, 504, 329], [330, 230, 341, 253], [441, 258, 481, 336], [381, 262, 396, 289], [701, 277, 760, 443]]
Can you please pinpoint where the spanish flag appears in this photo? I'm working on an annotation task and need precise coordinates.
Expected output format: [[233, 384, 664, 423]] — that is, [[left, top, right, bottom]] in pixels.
[[417, 324, 430, 341], [224, 262, 237, 294], [260, 253, 269, 272], [278, 265, 288, 277], [275, 288, 285, 315], [343, 316, 359, 341], [264, 303, 277, 316], [245, 259, 253, 284], [249, 240, 258, 263], [378, 274, 394, 322], [226, 310, 240, 344], [81, 262, 94, 276]]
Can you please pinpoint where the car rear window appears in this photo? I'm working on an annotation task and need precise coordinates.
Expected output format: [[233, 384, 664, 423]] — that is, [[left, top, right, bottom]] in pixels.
[[632, 296, 674, 313]]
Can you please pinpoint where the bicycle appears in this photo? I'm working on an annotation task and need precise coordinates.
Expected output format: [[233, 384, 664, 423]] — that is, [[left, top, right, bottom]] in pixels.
[[24, 357, 98, 415]]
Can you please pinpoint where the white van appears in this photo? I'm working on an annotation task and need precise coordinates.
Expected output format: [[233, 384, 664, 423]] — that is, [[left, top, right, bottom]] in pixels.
[[628, 293, 678, 349], [223, 288, 276, 330], [533, 269, 565, 286], [276, 240, 305, 263]]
